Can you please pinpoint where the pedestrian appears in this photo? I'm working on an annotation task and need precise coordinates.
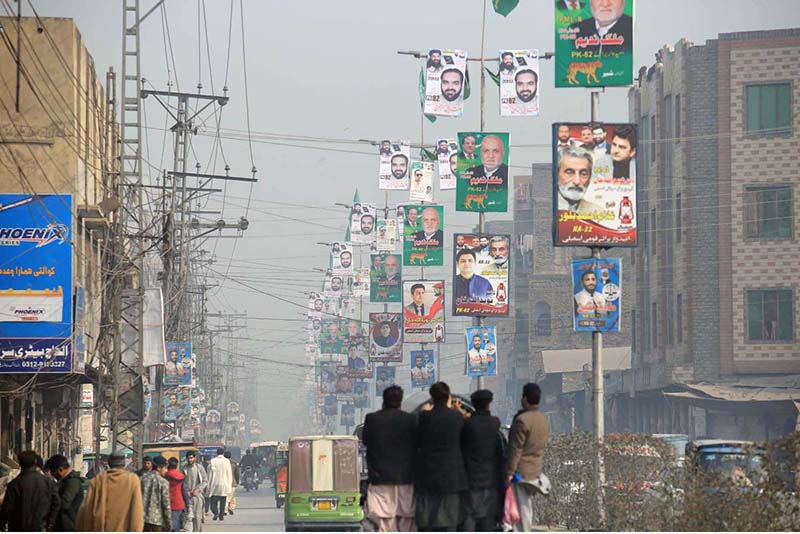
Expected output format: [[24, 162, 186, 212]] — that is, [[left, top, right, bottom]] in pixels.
[[76, 451, 144, 531], [362, 385, 417, 532], [506, 383, 550, 532], [415, 382, 468, 532], [0, 450, 59, 531], [46, 454, 85, 531], [141, 455, 172, 531], [224, 451, 239, 516], [36, 453, 61, 528], [138, 456, 154, 478], [461, 389, 505, 531], [165, 457, 188, 531], [182, 451, 207, 532], [206, 448, 232, 521]]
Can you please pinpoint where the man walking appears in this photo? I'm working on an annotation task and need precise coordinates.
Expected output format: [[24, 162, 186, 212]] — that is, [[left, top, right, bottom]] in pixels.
[[206, 448, 232, 521], [46, 454, 84, 531], [224, 450, 240, 516], [138, 456, 153, 477], [165, 457, 188, 531], [362, 385, 417, 531], [141, 456, 172, 531], [183, 451, 207, 531], [506, 383, 550, 532], [0, 450, 59, 531], [77, 451, 145, 531]]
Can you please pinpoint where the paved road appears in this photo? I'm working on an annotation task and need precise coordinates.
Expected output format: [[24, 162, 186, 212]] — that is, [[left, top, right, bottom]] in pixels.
[[205, 484, 284, 532]]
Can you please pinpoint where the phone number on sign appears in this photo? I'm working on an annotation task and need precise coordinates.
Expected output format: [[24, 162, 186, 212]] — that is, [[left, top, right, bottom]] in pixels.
[[19, 360, 67, 368]]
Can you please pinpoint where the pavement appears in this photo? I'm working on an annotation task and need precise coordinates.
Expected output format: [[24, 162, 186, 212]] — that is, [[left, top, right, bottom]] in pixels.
[[204, 484, 284, 532]]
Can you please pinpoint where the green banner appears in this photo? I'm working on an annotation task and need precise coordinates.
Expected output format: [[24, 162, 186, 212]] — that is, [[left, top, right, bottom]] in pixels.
[[370, 253, 402, 303], [554, 0, 633, 88], [402, 204, 444, 266], [456, 132, 510, 213]]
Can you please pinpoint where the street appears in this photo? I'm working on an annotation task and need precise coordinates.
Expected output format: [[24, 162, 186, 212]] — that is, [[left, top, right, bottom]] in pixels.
[[205, 485, 284, 532]]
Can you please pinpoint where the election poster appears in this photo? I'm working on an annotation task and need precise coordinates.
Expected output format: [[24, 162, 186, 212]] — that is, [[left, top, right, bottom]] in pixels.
[[375, 365, 397, 396], [370, 253, 402, 303], [403, 281, 445, 343], [250, 419, 261, 436], [435, 138, 458, 190], [331, 242, 353, 276], [320, 318, 347, 355], [341, 403, 356, 427], [376, 218, 398, 252], [423, 48, 467, 117], [465, 326, 498, 377], [350, 202, 377, 244], [346, 340, 372, 378], [554, 0, 634, 87], [552, 123, 637, 246], [571, 258, 621, 332], [163, 386, 191, 422], [402, 204, 444, 266], [226, 401, 240, 423], [164, 341, 193, 386], [352, 267, 370, 297], [308, 292, 324, 316], [335, 368, 355, 395], [456, 132, 510, 213], [410, 349, 436, 388], [379, 141, 410, 190], [323, 395, 338, 416], [205, 409, 222, 435], [319, 361, 338, 394], [499, 50, 540, 116], [323, 272, 344, 298], [453, 234, 511, 317], [369, 312, 402, 362], [353, 380, 369, 408], [409, 161, 434, 203]]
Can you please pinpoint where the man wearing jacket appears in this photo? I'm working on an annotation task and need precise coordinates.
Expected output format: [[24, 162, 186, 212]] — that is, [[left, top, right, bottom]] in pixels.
[[141, 456, 172, 531], [46, 454, 84, 531], [165, 457, 187, 531], [183, 451, 207, 531], [0, 450, 59, 532]]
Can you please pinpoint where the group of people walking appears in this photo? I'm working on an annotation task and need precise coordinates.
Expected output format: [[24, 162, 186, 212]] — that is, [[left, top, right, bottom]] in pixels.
[[362, 381, 550, 532]]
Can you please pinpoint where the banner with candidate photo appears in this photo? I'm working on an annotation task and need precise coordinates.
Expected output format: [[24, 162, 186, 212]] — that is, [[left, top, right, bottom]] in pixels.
[[375, 365, 397, 396], [499, 50, 540, 116], [369, 312, 402, 362], [435, 138, 458, 190], [164, 341, 193, 386], [319, 361, 338, 394], [163, 386, 191, 422], [346, 339, 372, 378], [353, 380, 369, 408], [340, 403, 356, 427], [369, 253, 402, 303], [452, 234, 511, 316], [331, 242, 353, 275], [335, 367, 355, 395], [350, 203, 377, 244], [320, 318, 348, 355], [410, 349, 436, 388], [205, 409, 222, 435], [376, 218, 398, 252], [465, 326, 498, 377], [379, 141, 410, 190], [423, 48, 467, 117], [323, 395, 338, 416], [572, 258, 621, 332], [554, 0, 634, 87], [409, 161, 434, 203], [402, 204, 444, 266], [323, 272, 345, 298], [552, 123, 637, 246], [307, 292, 325, 317], [403, 281, 445, 343], [456, 132, 510, 213], [352, 267, 370, 297]]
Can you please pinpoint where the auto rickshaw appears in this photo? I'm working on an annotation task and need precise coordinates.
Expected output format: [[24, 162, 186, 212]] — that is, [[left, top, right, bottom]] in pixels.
[[275, 442, 288, 508], [284, 435, 363, 531], [251, 441, 280, 485]]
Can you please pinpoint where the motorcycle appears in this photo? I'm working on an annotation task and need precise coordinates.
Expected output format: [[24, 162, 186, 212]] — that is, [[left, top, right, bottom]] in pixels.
[[242, 466, 258, 492]]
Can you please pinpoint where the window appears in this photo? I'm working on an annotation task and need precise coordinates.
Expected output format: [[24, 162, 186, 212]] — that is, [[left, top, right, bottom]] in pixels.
[[534, 302, 551, 337], [745, 186, 792, 239], [746, 83, 792, 135], [650, 115, 657, 162], [747, 289, 794, 342], [676, 294, 683, 344], [652, 302, 658, 350], [676, 193, 682, 244], [675, 94, 681, 142]]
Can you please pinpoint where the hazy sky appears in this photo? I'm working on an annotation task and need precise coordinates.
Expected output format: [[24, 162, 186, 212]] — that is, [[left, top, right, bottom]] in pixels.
[[26, 0, 800, 436]]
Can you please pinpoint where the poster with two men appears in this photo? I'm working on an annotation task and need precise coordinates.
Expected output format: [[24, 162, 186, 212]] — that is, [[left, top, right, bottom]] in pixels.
[[403, 281, 445, 343], [456, 132, 510, 212], [369, 253, 402, 303], [378, 140, 410, 190], [401, 204, 444, 266], [499, 50, 540, 116], [435, 138, 458, 190], [572, 258, 622, 332], [453, 234, 510, 317], [423, 48, 467, 117]]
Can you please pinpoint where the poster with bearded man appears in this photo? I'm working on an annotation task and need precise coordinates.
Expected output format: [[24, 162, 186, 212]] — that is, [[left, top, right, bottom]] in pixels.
[[452, 234, 511, 317], [423, 48, 467, 116], [379, 141, 410, 190], [456, 132, 510, 212], [499, 50, 540, 116], [402, 204, 444, 266]]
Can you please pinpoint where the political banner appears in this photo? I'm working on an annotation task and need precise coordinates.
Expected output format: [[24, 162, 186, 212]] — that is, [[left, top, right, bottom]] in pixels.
[[453, 234, 511, 316], [0, 194, 73, 373], [379, 141, 410, 190], [164, 341, 192, 386], [238, 413, 246, 432], [353, 381, 369, 408], [320, 361, 338, 394], [320, 318, 347, 355], [226, 401, 240, 423], [410, 161, 434, 203], [554, 0, 634, 87], [465, 326, 498, 377], [163, 386, 191, 422], [410, 349, 436, 388], [350, 203, 377, 244], [375, 365, 397, 396], [352, 267, 370, 297], [340, 403, 356, 427], [369, 253, 402, 303], [456, 132, 510, 212], [376, 218, 398, 252], [435, 138, 458, 190], [323, 395, 338, 416], [335, 367, 355, 395], [305, 343, 320, 360], [403, 281, 445, 343], [324, 272, 346, 298], [250, 419, 261, 436], [205, 409, 222, 435], [331, 242, 353, 276], [572, 258, 621, 332], [423, 48, 467, 116], [402, 204, 444, 266], [346, 340, 372, 378], [308, 292, 324, 316], [552, 123, 637, 246], [499, 50, 540, 116], [369, 312, 402, 362]]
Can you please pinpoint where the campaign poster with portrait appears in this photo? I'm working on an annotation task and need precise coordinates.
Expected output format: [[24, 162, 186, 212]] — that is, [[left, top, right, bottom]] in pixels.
[[375, 365, 397, 396], [403, 281, 445, 343], [323, 272, 345, 298], [350, 202, 377, 244], [307, 292, 324, 317], [369, 253, 402, 303], [331, 242, 353, 276], [346, 340, 372, 379], [410, 349, 436, 388], [435, 138, 458, 190], [572, 258, 621, 332], [323, 395, 338, 416], [409, 161, 434, 203], [226, 401, 240, 423], [456, 132, 510, 213], [402, 204, 444, 266], [379, 141, 410, 190], [335, 367, 355, 395], [352, 267, 370, 297], [554, 0, 634, 87], [552, 123, 637, 246], [205, 409, 222, 435], [163, 386, 191, 422], [305, 343, 320, 360], [320, 318, 347, 355], [423, 48, 467, 117], [319, 361, 338, 394], [369, 312, 402, 362], [376, 218, 398, 252], [340, 403, 356, 427], [499, 50, 540, 116], [250, 419, 261, 436], [452, 234, 511, 317], [353, 381, 369, 408], [465, 326, 498, 377], [164, 341, 192, 386]]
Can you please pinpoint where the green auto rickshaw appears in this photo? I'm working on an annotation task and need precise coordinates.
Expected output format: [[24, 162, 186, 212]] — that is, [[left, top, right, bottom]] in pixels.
[[284, 435, 363, 531]]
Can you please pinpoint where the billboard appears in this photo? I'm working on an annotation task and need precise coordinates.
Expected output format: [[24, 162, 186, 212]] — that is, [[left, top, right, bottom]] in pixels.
[[456, 132, 510, 212], [376, 218, 398, 252], [572, 258, 621, 332], [423, 48, 467, 117], [205, 409, 222, 435], [402, 204, 444, 266], [554, 0, 634, 87], [378, 141, 410, 190], [552, 123, 637, 246], [403, 281, 445, 343], [164, 341, 192, 386], [226, 401, 240, 423], [409, 161, 434, 203], [320, 318, 347, 355], [436, 138, 458, 190], [375, 365, 397, 396], [453, 234, 511, 317], [410, 349, 435, 388], [350, 203, 377, 244], [369, 312, 402, 362], [465, 326, 498, 377], [369, 253, 401, 303], [163, 386, 191, 422], [499, 50, 540, 116], [0, 194, 74, 373]]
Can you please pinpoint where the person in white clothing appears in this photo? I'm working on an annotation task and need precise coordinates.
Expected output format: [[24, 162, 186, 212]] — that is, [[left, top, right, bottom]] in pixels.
[[205, 448, 232, 522], [574, 270, 607, 315]]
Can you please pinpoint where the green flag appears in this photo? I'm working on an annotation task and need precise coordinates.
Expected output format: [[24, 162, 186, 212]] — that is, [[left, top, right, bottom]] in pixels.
[[492, 0, 519, 16], [420, 147, 436, 162], [485, 67, 500, 87], [418, 67, 438, 123], [344, 189, 359, 243]]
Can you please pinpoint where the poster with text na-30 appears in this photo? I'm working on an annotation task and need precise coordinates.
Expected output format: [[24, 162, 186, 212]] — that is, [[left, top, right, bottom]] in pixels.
[[456, 132, 510, 212], [571, 258, 621, 332]]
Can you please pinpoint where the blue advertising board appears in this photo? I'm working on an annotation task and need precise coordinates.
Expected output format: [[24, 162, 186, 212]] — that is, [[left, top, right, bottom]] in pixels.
[[465, 326, 497, 377], [164, 341, 193, 386], [571, 258, 622, 332], [0, 194, 73, 373]]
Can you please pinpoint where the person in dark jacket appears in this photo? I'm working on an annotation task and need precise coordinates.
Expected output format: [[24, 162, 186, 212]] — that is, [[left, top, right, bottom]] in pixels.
[[415, 382, 468, 532], [362, 385, 417, 531], [0, 450, 60, 531], [461, 390, 505, 531], [46, 454, 84, 531]]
